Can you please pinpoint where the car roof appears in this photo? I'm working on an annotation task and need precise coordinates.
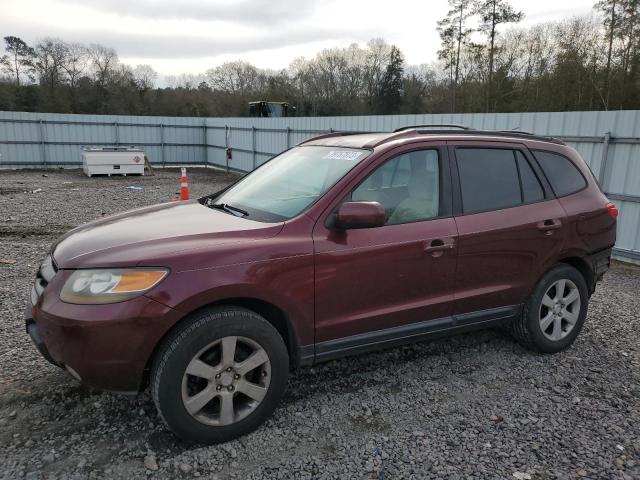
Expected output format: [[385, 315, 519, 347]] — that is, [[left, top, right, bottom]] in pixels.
[[302, 132, 392, 148], [300, 126, 565, 149]]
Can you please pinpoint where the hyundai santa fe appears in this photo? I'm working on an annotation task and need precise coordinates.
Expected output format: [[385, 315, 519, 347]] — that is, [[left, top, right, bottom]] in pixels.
[[26, 125, 617, 443]]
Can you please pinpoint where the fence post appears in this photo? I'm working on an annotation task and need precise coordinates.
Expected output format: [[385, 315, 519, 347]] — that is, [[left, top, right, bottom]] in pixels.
[[114, 121, 119, 146], [599, 131, 611, 187], [160, 123, 165, 167], [225, 125, 229, 172], [252, 126, 257, 170], [203, 122, 208, 166], [39, 119, 47, 166], [286, 126, 291, 149]]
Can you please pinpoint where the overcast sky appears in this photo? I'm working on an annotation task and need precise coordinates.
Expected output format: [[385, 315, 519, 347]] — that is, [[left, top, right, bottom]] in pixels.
[[1, 0, 596, 78]]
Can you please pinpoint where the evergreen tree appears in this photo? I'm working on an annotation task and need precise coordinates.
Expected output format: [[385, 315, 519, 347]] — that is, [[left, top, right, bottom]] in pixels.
[[473, 0, 523, 111], [437, 0, 474, 112], [0, 36, 35, 85], [595, 0, 622, 108], [379, 46, 404, 114]]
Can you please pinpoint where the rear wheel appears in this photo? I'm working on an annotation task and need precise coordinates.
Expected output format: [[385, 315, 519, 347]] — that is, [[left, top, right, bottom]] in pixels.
[[151, 307, 288, 444], [511, 264, 588, 353]]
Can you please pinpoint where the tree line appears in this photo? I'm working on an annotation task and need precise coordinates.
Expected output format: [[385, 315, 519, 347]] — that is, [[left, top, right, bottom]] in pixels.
[[1, 0, 639, 117]]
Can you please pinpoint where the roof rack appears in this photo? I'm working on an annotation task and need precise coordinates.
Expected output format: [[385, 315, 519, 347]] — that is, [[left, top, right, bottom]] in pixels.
[[469, 130, 565, 144], [393, 124, 471, 132], [495, 129, 537, 136], [301, 125, 566, 148], [298, 131, 366, 145], [402, 125, 563, 144]]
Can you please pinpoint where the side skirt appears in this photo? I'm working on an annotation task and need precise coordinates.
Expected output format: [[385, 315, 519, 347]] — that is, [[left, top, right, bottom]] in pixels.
[[312, 304, 522, 364]]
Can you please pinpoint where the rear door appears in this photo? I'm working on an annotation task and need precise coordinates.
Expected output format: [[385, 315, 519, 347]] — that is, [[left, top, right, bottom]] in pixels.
[[531, 148, 616, 254], [312, 143, 458, 355], [449, 141, 567, 315]]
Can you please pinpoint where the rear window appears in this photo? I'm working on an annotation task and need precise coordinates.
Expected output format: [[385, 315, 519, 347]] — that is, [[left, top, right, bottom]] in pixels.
[[532, 150, 587, 197]]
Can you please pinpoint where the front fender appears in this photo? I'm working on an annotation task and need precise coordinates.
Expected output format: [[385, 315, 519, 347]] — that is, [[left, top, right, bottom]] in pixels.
[[145, 254, 315, 347]]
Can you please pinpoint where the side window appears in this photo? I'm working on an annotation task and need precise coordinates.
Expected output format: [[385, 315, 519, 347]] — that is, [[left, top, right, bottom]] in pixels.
[[391, 155, 411, 187], [532, 150, 587, 197], [515, 151, 545, 203], [352, 149, 440, 225], [456, 148, 521, 214], [355, 159, 396, 192]]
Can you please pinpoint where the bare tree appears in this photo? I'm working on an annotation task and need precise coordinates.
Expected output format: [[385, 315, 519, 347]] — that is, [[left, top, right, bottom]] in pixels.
[[166, 73, 206, 89], [33, 38, 68, 90], [206, 61, 259, 94], [88, 44, 118, 89], [61, 42, 89, 88], [363, 38, 392, 107], [552, 16, 605, 109], [133, 64, 158, 91]]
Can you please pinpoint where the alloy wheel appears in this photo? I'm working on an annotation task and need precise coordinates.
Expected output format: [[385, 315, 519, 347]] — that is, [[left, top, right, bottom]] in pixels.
[[538, 278, 581, 342], [181, 336, 271, 426]]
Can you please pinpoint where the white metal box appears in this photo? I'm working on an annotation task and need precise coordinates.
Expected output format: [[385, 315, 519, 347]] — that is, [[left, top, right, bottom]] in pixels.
[[82, 146, 145, 177]]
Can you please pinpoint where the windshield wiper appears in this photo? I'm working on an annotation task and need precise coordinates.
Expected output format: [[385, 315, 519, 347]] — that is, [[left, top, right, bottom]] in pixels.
[[209, 202, 249, 217]]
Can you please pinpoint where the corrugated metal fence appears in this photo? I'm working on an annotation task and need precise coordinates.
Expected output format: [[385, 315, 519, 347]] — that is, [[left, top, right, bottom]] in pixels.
[[1, 110, 639, 262]]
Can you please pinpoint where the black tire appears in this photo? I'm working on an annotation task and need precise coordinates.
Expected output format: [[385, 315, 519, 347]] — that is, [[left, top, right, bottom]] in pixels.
[[151, 306, 289, 444], [511, 264, 589, 353]]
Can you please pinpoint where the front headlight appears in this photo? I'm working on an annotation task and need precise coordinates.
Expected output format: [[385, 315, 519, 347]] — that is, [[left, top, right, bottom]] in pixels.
[[60, 268, 168, 304]]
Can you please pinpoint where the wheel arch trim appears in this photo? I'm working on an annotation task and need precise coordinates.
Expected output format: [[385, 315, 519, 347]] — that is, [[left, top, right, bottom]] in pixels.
[[140, 296, 310, 392]]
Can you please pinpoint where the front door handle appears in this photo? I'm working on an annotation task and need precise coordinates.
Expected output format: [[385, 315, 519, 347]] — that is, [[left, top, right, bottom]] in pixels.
[[537, 218, 562, 233], [423, 237, 455, 254]]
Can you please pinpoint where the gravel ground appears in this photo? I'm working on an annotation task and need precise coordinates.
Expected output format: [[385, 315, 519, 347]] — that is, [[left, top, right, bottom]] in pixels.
[[0, 168, 639, 480]]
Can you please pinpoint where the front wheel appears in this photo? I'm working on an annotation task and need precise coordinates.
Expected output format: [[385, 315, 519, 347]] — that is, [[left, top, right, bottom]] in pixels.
[[511, 264, 588, 353], [151, 307, 289, 444]]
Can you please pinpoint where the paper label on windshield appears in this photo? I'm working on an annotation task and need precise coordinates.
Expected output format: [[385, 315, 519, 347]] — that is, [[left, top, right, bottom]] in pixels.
[[323, 150, 363, 161]]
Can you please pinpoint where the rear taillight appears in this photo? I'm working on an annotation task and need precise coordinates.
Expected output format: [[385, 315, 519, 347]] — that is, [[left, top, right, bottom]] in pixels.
[[606, 202, 618, 219]]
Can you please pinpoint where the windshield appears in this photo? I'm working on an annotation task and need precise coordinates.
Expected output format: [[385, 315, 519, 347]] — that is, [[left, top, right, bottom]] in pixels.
[[268, 104, 284, 117], [208, 146, 371, 222]]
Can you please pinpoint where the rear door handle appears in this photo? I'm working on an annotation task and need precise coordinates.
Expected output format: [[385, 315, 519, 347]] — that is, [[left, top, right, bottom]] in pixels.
[[537, 218, 563, 233], [423, 237, 455, 253]]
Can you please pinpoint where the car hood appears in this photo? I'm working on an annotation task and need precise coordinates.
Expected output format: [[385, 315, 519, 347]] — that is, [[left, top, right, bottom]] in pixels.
[[52, 200, 283, 269]]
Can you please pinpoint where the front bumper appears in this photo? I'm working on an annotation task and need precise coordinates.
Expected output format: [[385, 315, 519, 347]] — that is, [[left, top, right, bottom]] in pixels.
[[25, 306, 57, 367], [26, 268, 182, 392]]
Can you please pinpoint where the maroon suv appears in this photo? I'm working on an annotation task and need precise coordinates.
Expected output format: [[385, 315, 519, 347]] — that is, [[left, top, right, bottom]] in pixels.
[[26, 126, 617, 443]]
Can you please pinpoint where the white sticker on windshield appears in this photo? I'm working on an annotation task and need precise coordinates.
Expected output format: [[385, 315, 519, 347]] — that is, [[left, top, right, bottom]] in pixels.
[[323, 150, 363, 161]]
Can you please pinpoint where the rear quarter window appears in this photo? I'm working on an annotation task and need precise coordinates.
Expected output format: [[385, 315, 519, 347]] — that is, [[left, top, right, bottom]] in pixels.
[[532, 150, 587, 197], [515, 151, 545, 203]]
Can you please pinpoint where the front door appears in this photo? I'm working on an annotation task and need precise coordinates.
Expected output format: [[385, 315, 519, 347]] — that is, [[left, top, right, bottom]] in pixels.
[[312, 144, 458, 357]]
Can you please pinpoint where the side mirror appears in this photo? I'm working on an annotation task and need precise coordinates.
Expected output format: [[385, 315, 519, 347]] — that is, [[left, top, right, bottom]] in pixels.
[[335, 201, 385, 229]]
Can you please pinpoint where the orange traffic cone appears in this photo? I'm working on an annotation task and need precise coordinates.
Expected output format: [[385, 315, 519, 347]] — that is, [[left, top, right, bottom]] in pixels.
[[180, 167, 189, 200]]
